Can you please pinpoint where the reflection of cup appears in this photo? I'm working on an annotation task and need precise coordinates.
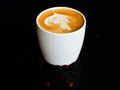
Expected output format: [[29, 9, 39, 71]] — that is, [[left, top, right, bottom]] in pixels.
[[36, 7, 86, 66]]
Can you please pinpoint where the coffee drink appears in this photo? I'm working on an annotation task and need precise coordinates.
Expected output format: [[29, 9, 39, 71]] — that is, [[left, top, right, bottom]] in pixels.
[[37, 7, 84, 33], [36, 7, 86, 66]]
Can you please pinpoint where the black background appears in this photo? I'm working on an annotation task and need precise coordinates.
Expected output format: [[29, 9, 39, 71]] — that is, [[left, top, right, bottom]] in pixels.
[[0, 0, 114, 89]]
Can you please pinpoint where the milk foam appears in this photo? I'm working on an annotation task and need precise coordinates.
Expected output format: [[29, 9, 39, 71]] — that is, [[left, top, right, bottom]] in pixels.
[[44, 13, 71, 30]]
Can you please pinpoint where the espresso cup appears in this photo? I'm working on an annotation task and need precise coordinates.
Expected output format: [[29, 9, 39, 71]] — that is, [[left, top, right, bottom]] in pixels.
[[36, 7, 86, 66]]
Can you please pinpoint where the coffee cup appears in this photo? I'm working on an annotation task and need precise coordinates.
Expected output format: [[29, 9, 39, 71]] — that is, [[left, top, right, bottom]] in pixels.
[[36, 7, 86, 66]]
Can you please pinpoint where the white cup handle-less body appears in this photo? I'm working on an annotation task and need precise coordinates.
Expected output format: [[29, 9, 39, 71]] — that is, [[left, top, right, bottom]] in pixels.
[[36, 7, 86, 66]]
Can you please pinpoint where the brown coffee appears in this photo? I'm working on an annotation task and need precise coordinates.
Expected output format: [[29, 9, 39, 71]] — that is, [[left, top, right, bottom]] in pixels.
[[37, 7, 84, 33]]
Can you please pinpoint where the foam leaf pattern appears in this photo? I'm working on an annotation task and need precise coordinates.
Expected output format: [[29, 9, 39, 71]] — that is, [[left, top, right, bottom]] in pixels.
[[44, 13, 71, 30]]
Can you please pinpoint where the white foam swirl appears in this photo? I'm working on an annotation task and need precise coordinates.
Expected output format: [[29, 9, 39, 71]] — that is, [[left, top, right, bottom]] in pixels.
[[44, 13, 71, 30]]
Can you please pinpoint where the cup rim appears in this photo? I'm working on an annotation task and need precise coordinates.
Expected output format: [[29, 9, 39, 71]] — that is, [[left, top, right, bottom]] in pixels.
[[36, 6, 86, 35]]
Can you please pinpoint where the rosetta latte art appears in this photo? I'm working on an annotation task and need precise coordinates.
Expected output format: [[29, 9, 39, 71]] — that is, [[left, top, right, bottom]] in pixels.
[[38, 7, 84, 33], [44, 13, 71, 30]]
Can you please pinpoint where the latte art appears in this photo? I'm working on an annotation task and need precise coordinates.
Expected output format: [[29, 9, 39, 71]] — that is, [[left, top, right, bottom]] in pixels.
[[44, 13, 71, 30], [37, 7, 84, 33]]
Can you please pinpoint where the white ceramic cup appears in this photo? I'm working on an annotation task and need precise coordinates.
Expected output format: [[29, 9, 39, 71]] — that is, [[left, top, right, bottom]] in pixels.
[[36, 7, 86, 66]]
